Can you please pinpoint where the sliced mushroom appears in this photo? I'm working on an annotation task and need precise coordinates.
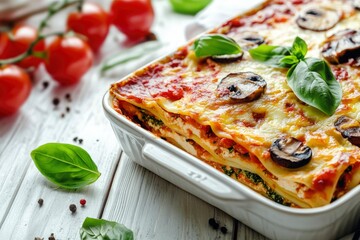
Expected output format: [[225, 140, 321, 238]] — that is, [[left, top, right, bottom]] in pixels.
[[296, 6, 340, 31], [216, 72, 266, 103], [270, 137, 312, 169], [231, 32, 265, 51], [211, 52, 244, 63], [321, 29, 360, 66], [334, 115, 360, 146]]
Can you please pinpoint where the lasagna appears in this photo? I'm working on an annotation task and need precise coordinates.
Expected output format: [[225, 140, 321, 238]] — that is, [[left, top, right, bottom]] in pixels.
[[110, 0, 360, 208]]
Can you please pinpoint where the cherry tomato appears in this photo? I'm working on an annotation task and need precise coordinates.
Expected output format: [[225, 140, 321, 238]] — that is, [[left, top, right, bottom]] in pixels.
[[0, 25, 45, 70], [110, 0, 154, 41], [67, 2, 110, 52], [45, 36, 93, 85], [0, 65, 32, 116]]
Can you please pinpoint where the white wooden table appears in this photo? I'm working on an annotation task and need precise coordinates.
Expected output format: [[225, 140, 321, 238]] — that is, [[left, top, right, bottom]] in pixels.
[[0, 1, 282, 239]]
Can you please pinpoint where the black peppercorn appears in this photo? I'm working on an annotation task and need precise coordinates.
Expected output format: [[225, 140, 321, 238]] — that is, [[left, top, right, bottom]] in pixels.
[[42, 81, 49, 90], [69, 204, 77, 213], [48, 233, 55, 240], [208, 218, 216, 226], [52, 98, 60, 107], [220, 226, 228, 234], [38, 198, 44, 207], [213, 221, 219, 230], [208, 218, 219, 230], [65, 93, 72, 102]]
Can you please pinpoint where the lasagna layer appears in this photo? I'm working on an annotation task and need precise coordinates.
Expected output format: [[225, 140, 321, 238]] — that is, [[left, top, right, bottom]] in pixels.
[[110, 0, 360, 208]]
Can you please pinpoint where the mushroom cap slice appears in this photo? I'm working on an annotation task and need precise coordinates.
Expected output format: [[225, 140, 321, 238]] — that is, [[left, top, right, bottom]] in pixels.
[[321, 29, 360, 66], [231, 31, 265, 51], [334, 115, 360, 146], [296, 6, 340, 31], [270, 137, 312, 169], [216, 72, 266, 103]]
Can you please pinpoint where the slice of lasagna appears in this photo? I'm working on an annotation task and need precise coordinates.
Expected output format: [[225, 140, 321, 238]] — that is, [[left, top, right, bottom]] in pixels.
[[110, 0, 360, 208]]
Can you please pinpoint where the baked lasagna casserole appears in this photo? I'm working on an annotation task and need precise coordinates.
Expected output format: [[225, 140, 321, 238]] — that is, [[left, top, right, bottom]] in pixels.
[[110, 0, 360, 208]]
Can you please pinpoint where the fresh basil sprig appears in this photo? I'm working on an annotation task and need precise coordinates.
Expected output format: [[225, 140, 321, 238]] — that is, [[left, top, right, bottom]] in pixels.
[[249, 45, 291, 67], [193, 34, 242, 58], [80, 217, 134, 240], [287, 58, 341, 115], [31, 143, 101, 189], [249, 37, 342, 115]]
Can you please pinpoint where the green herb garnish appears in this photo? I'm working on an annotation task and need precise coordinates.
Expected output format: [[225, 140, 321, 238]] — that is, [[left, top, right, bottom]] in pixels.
[[193, 34, 242, 58], [141, 110, 164, 126], [221, 166, 235, 177], [249, 37, 342, 115], [80, 217, 134, 240], [31, 143, 101, 189], [248, 45, 291, 67]]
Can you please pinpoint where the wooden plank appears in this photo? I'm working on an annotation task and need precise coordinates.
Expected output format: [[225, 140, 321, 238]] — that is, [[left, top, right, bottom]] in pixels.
[[0, 66, 122, 239], [235, 221, 269, 240], [102, 154, 236, 240]]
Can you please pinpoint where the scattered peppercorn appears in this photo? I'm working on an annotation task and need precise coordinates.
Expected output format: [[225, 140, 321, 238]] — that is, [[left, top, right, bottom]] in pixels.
[[48, 233, 55, 240], [42, 81, 49, 90], [69, 204, 77, 213], [66, 107, 70, 113], [220, 226, 228, 234], [78, 139, 83, 144], [213, 222, 219, 230], [60, 113, 65, 118], [34, 237, 43, 240], [65, 93, 72, 102], [80, 199, 86, 206], [73, 137, 78, 142], [52, 98, 60, 107], [38, 198, 44, 207], [208, 218, 219, 230]]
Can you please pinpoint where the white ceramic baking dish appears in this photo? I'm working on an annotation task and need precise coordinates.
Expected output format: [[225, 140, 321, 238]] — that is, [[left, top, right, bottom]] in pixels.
[[103, 91, 360, 240]]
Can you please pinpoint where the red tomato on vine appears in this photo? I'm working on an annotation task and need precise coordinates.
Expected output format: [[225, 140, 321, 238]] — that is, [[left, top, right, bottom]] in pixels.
[[67, 2, 110, 52], [45, 36, 93, 85], [0, 65, 32, 116], [110, 0, 154, 41], [0, 25, 45, 70]]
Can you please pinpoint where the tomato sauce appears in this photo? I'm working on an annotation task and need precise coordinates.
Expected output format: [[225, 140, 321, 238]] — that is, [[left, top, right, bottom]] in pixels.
[[220, 0, 295, 34], [312, 169, 337, 191]]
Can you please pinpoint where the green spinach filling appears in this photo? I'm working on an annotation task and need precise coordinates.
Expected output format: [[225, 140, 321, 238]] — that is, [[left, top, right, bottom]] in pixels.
[[221, 166, 289, 206]]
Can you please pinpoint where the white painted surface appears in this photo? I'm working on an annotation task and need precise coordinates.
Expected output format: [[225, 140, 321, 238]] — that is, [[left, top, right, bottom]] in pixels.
[[0, 0, 267, 239]]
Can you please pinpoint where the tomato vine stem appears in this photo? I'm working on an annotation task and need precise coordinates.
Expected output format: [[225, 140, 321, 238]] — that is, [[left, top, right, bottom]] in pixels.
[[0, 0, 82, 66]]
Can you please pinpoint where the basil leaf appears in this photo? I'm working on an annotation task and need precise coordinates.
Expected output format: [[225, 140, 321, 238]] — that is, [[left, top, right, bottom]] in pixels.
[[194, 34, 242, 58], [287, 58, 342, 115], [290, 36, 307, 60], [169, 0, 212, 15], [249, 45, 291, 67], [31, 143, 101, 189], [80, 217, 134, 240], [279, 55, 299, 68]]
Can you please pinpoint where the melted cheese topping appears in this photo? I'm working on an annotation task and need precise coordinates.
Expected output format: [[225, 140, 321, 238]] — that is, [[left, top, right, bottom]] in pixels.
[[111, 0, 360, 208]]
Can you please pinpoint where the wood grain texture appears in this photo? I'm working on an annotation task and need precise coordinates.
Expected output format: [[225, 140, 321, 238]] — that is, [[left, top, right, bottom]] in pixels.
[[0, 66, 121, 239], [236, 221, 269, 240], [102, 154, 236, 240]]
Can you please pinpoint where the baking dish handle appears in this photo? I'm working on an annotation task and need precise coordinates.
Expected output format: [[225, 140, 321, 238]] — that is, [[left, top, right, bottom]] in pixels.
[[142, 143, 251, 202]]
